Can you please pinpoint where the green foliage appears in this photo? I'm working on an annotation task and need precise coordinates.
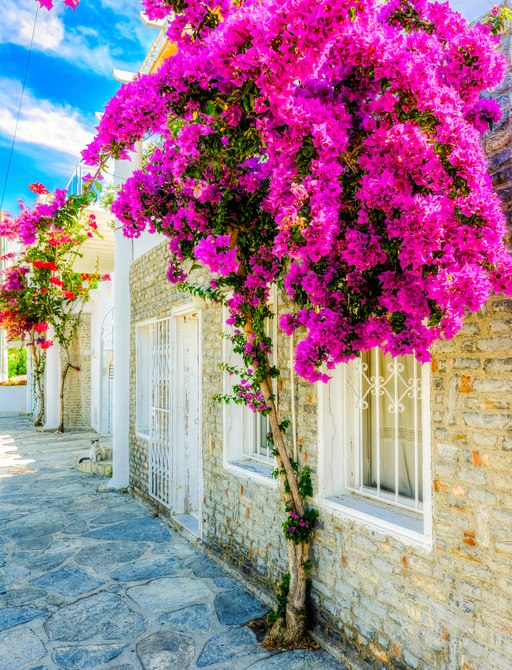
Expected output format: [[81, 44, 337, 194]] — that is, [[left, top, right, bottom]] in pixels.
[[297, 467, 314, 499], [8, 348, 27, 378], [99, 183, 120, 212], [485, 7, 512, 36], [282, 506, 319, 544], [268, 572, 290, 625]]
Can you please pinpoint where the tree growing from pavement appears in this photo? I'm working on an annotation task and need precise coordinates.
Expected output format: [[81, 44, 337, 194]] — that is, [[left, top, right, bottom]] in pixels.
[[39, 0, 512, 646], [0, 184, 107, 430]]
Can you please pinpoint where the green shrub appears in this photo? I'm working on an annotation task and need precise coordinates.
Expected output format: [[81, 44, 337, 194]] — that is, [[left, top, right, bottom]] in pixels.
[[8, 348, 27, 378]]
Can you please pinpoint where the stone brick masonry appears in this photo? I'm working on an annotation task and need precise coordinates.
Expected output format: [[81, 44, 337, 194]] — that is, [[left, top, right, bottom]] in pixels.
[[127, 45, 512, 670], [60, 313, 92, 432]]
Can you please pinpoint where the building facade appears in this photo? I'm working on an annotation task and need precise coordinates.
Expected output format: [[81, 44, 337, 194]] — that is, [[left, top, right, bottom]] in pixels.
[[118, 6, 512, 670]]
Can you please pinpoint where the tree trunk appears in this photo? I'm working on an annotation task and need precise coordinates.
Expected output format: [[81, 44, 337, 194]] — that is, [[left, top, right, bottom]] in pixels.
[[259, 373, 309, 645], [34, 375, 45, 427], [58, 362, 70, 433], [242, 313, 311, 645]]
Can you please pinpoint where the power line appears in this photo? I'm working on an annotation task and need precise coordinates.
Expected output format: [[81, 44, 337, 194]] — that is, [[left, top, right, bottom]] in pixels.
[[0, 4, 39, 214]]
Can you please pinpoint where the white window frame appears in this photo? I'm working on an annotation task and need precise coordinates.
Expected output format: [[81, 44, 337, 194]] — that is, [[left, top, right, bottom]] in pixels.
[[318, 350, 432, 547], [222, 293, 278, 487]]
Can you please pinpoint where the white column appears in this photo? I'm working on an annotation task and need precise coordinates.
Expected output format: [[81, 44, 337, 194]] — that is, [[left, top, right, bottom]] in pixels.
[[109, 144, 141, 488], [44, 329, 61, 429]]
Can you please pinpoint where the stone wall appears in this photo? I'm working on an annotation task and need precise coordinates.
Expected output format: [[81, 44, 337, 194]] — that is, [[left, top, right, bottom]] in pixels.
[[128, 236, 512, 669], [61, 313, 92, 432]]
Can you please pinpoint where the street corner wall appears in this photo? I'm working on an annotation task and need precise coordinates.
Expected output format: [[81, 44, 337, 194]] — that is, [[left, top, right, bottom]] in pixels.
[[61, 313, 92, 431]]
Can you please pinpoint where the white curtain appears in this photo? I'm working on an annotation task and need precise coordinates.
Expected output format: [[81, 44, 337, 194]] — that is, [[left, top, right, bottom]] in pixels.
[[361, 349, 423, 503]]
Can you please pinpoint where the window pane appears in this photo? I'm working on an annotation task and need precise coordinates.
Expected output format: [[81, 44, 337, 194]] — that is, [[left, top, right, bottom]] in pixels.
[[360, 349, 423, 506]]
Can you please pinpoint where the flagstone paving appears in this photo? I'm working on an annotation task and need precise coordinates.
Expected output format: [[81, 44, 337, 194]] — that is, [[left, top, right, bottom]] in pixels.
[[0, 413, 348, 670]]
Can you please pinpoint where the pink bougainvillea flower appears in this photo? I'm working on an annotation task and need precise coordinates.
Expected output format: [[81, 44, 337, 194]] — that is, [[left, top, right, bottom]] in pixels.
[[34, 322, 49, 333], [49, 276, 64, 287], [79, 0, 512, 385], [28, 183, 50, 195], [40, 340, 54, 349], [33, 260, 59, 271]]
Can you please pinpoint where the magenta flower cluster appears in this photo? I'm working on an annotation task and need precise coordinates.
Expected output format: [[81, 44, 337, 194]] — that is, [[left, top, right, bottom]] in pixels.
[[15, 190, 68, 246], [36, 0, 79, 9], [85, 0, 512, 383]]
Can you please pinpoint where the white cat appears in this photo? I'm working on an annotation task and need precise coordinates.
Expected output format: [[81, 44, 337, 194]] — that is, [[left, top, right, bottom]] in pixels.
[[79, 438, 105, 464], [89, 438, 104, 462]]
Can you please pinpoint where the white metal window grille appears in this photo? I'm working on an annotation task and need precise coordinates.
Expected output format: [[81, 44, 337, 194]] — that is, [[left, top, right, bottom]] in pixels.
[[148, 318, 172, 507], [344, 349, 425, 513]]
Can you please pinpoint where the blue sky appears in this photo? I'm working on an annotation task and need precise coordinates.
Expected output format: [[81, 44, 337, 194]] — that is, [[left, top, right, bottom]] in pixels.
[[0, 0, 497, 215], [0, 0, 156, 214]]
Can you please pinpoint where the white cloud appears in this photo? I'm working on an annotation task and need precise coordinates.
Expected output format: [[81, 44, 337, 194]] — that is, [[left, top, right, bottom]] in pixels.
[[0, 0, 124, 76], [0, 79, 93, 159]]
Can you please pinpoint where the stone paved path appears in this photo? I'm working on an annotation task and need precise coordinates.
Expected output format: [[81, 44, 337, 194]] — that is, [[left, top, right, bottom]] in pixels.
[[0, 413, 347, 670]]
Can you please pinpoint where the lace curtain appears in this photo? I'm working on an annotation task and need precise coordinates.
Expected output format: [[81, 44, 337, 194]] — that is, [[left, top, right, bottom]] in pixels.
[[360, 349, 423, 502]]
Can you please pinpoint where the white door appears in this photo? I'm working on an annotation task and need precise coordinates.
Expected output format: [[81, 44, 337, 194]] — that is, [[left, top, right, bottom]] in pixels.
[[173, 311, 202, 520]]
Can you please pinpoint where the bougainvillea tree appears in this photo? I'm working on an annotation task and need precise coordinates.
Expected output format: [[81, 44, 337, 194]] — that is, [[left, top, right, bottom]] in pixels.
[[36, 0, 512, 644], [0, 184, 107, 431], [0, 252, 50, 426]]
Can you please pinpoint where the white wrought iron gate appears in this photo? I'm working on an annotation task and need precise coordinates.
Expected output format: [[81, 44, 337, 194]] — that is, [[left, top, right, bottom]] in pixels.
[[148, 318, 172, 507]]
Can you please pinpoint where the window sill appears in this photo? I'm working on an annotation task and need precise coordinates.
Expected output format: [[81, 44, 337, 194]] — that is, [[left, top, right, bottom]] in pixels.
[[321, 494, 432, 549], [224, 459, 277, 488], [136, 431, 150, 441]]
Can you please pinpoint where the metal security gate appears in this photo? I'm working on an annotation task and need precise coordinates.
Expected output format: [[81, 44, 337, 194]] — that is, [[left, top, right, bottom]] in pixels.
[[148, 318, 172, 507]]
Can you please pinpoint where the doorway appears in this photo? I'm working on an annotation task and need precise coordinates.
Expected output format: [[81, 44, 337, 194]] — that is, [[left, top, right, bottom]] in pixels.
[[172, 307, 202, 536]]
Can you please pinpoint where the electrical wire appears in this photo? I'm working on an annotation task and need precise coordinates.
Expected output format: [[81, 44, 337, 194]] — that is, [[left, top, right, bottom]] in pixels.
[[0, 5, 39, 214]]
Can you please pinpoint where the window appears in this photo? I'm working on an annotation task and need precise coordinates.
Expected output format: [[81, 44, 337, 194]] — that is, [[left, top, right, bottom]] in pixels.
[[222, 301, 277, 482], [135, 323, 151, 437], [319, 349, 431, 543]]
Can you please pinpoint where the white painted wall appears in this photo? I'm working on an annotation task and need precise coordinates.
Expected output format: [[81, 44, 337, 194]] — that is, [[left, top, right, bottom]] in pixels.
[[89, 281, 114, 434], [44, 328, 61, 430], [0, 386, 27, 412], [133, 230, 168, 260], [110, 143, 143, 489]]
